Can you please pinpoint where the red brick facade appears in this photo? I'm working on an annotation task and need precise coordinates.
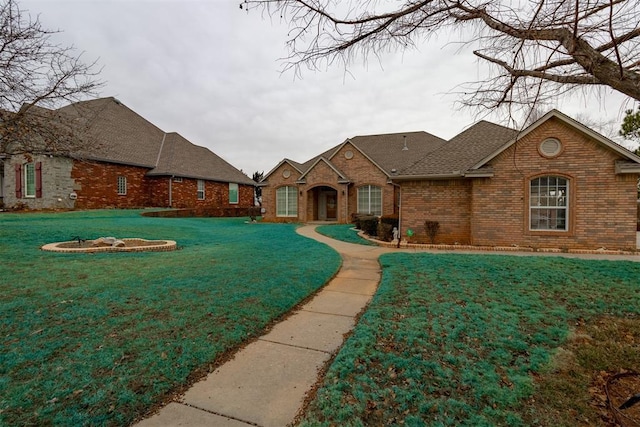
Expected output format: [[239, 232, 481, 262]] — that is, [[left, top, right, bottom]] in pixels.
[[71, 160, 254, 210], [261, 142, 397, 223], [71, 161, 151, 209], [400, 118, 639, 250]]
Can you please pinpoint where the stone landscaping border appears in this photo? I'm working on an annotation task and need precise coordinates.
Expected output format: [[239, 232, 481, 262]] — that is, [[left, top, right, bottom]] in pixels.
[[41, 238, 177, 253]]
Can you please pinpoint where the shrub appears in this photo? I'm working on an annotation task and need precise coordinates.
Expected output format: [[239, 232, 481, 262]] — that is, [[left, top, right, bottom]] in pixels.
[[378, 215, 399, 242], [359, 216, 379, 236], [425, 220, 440, 243]]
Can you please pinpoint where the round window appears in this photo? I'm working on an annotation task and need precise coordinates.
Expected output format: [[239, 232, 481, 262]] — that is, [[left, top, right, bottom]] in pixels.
[[539, 138, 562, 157], [282, 169, 291, 178], [344, 150, 354, 159]]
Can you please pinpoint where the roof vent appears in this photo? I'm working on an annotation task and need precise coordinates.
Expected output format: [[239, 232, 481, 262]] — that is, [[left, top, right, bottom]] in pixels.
[[391, 168, 397, 173], [402, 135, 408, 151]]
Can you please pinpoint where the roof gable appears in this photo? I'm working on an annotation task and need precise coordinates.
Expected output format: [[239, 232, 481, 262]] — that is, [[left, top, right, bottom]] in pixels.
[[297, 157, 349, 182], [262, 158, 304, 182], [470, 109, 640, 170]]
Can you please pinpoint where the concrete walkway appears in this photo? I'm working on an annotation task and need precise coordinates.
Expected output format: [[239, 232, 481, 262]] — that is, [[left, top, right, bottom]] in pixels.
[[135, 226, 638, 427], [136, 225, 392, 427]]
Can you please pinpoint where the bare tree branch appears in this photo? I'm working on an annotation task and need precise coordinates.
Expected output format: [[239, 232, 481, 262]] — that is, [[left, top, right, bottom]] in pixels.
[[241, 0, 640, 113], [0, 0, 103, 156]]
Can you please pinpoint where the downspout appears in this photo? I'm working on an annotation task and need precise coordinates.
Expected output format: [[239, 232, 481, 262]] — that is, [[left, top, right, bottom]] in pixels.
[[345, 184, 349, 223], [390, 181, 402, 248], [169, 176, 173, 207]]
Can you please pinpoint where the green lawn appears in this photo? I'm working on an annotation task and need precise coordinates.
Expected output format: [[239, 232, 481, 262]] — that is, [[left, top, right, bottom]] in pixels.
[[315, 224, 375, 246], [299, 253, 640, 426], [0, 210, 341, 426]]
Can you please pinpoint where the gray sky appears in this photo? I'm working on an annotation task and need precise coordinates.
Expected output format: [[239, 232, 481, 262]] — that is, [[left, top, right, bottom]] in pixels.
[[22, 0, 639, 175]]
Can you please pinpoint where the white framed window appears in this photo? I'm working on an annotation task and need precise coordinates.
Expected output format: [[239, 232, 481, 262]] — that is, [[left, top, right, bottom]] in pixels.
[[117, 175, 127, 195], [197, 180, 205, 200], [276, 186, 298, 217], [530, 176, 568, 231], [229, 183, 239, 204], [24, 163, 36, 198], [173, 176, 182, 183], [357, 185, 382, 215]]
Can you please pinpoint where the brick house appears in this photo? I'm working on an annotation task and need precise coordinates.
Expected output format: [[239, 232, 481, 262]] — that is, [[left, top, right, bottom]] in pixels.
[[259, 131, 446, 223], [260, 110, 640, 250], [1, 97, 255, 210]]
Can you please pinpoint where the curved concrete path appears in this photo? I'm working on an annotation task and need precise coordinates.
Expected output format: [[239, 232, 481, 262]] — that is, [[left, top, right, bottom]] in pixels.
[[135, 226, 638, 427], [136, 225, 392, 427]]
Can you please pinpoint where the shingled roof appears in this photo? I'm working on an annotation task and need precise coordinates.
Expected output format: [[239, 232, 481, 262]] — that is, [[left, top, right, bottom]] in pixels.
[[398, 121, 518, 178], [271, 131, 447, 180], [58, 97, 254, 185]]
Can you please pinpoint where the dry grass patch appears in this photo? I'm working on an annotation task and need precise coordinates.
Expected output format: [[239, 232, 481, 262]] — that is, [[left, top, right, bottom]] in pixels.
[[525, 316, 640, 427]]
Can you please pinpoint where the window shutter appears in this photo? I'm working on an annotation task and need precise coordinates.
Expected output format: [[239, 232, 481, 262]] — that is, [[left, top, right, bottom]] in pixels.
[[35, 162, 42, 198], [15, 163, 22, 198]]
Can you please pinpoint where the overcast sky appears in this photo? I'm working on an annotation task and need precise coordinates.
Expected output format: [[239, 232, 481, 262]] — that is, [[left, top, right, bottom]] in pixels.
[[21, 0, 640, 175]]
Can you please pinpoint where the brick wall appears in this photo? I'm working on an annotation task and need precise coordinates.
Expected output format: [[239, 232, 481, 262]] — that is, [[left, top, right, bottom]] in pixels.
[[400, 179, 472, 244], [399, 117, 639, 250], [331, 143, 396, 218], [71, 161, 151, 209], [261, 143, 397, 223]]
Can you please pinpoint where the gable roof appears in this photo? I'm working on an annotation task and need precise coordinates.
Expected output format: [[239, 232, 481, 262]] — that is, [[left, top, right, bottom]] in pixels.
[[57, 97, 254, 185], [298, 157, 350, 183], [264, 131, 446, 181], [469, 109, 640, 170], [396, 121, 518, 178], [260, 158, 304, 184]]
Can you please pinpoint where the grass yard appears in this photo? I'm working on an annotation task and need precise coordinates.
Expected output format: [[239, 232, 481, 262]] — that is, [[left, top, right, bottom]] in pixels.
[[0, 210, 341, 426], [315, 224, 375, 246], [299, 253, 640, 426]]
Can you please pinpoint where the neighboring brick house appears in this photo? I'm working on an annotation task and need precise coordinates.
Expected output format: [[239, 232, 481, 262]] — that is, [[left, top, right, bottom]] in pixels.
[[261, 110, 640, 250], [1, 97, 255, 210]]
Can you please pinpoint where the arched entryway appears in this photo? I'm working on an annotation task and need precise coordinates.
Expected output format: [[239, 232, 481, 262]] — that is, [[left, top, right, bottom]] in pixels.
[[311, 185, 338, 221]]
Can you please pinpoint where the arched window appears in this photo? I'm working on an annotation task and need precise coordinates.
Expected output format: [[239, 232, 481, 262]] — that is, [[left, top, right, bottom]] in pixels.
[[276, 186, 298, 217], [357, 185, 382, 215], [530, 176, 568, 231]]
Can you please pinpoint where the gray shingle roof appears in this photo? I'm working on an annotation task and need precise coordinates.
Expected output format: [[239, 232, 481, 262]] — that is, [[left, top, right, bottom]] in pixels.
[[297, 131, 447, 176], [399, 121, 518, 177], [148, 132, 254, 184], [57, 97, 254, 185]]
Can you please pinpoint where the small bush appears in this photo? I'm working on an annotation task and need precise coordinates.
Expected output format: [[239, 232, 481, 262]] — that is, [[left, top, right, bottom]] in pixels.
[[359, 216, 379, 236], [425, 220, 440, 243], [380, 214, 399, 229], [377, 222, 393, 241]]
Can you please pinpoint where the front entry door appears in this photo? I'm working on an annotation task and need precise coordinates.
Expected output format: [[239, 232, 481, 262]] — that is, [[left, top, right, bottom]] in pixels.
[[326, 193, 337, 220]]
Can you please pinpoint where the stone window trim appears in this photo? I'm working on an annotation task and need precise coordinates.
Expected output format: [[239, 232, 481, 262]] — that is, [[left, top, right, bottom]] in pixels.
[[15, 161, 42, 199], [229, 182, 239, 204], [357, 184, 382, 216], [523, 172, 576, 237], [276, 185, 298, 217], [117, 175, 127, 196], [197, 179, 205, 200]]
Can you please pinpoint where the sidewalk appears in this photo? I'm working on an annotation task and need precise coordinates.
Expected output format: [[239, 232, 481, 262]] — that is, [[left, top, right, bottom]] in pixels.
[[135, 225, 391, 427]]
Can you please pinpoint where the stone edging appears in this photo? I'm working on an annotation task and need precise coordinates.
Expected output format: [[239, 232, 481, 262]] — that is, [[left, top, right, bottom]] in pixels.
[[41, 239, 177, 253], [357, 230, 638, 256]]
